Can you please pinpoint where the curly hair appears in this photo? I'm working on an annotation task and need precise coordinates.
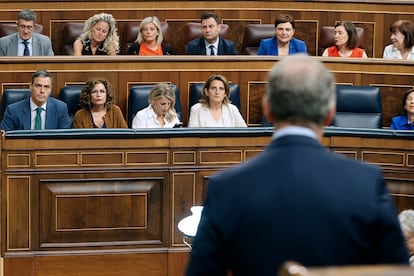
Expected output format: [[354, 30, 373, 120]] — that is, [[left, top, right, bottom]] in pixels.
[[79, 13, 120, 54], [199, 74, 231, 107], [79, 78, 115, 110], [136, 16, 163, 46]]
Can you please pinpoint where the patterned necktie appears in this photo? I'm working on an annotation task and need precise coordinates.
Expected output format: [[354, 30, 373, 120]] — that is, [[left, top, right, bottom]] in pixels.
[[22, 40, 30, 56], [35, 107, 42, 130], [209, 45, 215, 56]]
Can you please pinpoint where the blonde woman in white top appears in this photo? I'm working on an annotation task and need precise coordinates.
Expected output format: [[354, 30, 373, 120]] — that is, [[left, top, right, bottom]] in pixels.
[[188, 74, 247, 127], [132, 83, 181, 128]]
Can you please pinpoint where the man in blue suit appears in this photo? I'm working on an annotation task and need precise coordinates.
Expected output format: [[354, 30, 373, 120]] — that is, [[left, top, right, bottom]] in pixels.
[[186, 55, 409, 275], [186, 13, 237, 55], [0, 70, 70, 131], [0, 9, 54, 56]]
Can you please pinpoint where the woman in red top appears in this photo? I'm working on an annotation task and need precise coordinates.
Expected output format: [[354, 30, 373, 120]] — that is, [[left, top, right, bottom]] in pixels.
[[322, 21, 367, 58], [127, 16, 172, 55]]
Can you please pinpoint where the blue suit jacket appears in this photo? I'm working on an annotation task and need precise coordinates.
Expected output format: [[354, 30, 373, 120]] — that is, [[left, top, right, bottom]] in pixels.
[[390, 115, 414, 130], [186, 135, 408, 275], [186, 37, 238, 55], [0, 32, 54, 56], [257, 36, 307, 55], [0, 97, 71, 131]]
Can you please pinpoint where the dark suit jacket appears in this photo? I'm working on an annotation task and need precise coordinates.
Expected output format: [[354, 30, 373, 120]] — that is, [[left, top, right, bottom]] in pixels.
[[186, 37, 238, 55], [0, 32, 54, 56], [0, 97, 71, 131], [186, 134, 408, 276]]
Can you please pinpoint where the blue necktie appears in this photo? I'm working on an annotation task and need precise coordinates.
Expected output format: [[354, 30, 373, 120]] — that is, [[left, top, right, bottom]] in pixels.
[[35, 107, 42, 130], [23, 40, 30, 56], [209, 45, 215, 56]]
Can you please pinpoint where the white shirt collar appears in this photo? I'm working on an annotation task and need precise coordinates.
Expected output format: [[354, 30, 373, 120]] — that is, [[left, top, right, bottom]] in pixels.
[[19, 36, 33, 44], [30, 97, 47, 111], [205, 39, 219, 55]]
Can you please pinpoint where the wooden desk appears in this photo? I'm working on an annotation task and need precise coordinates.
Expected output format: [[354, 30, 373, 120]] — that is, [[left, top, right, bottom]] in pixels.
[[1, 128, 414, 276]]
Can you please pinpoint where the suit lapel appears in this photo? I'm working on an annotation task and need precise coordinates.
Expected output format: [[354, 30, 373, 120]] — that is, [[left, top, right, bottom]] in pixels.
[[271, 37, 278, 55], [199, 39, 207, 55], [31, 33, 39, 56], [44, 98, 54, 129], [217, 38, 223, 55], [21, 99, 31, 130], [11, 34, 19, 56]]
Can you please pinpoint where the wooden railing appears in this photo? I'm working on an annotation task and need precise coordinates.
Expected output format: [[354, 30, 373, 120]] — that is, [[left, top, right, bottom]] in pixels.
[[1, 127, 414, 275]]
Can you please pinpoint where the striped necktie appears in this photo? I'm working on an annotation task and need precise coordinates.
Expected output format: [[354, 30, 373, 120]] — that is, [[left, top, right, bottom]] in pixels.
[[23, 40, 30, 56], [209, 45, 215, 56]]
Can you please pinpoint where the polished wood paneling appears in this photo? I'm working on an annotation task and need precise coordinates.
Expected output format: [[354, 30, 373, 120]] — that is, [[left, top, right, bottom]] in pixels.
[[33, 253, 168, 276], [4, 257, 33, 276], [7, 176, 30, 250], [0, 1, 413, 274], [1, 129, 273, 275], [172, 173, 196, 246], [2, 129, 414, 275], [39, 178, 163, 248]]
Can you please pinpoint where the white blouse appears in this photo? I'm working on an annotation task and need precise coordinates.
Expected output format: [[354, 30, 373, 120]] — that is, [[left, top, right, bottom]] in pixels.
[[188, 103, 247, 127], [131, 105, 180, 128], [383, 45, 414, 60]]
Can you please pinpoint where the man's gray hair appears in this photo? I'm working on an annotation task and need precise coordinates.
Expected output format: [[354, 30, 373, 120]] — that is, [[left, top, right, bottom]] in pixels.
[[399, 209, 414, 234], [266, 54, 336, 125], [18, 9, 36, 23]]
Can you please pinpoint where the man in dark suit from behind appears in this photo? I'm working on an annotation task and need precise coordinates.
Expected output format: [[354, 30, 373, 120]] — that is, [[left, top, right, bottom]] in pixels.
[[186, 12, 237, 55], [0, 70, 70, 131], [186, 55, 409, 276]]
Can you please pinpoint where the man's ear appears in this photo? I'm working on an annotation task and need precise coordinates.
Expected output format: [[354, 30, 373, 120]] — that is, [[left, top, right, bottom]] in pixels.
[[262, 95, 274, 125], [323, 103, 336, 126]]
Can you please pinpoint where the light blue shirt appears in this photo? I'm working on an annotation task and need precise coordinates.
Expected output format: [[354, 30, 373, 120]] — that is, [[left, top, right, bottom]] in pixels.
[[205, 39, 219, 56], [273, 125, 318, 140], [18, 37, 32, 56]]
